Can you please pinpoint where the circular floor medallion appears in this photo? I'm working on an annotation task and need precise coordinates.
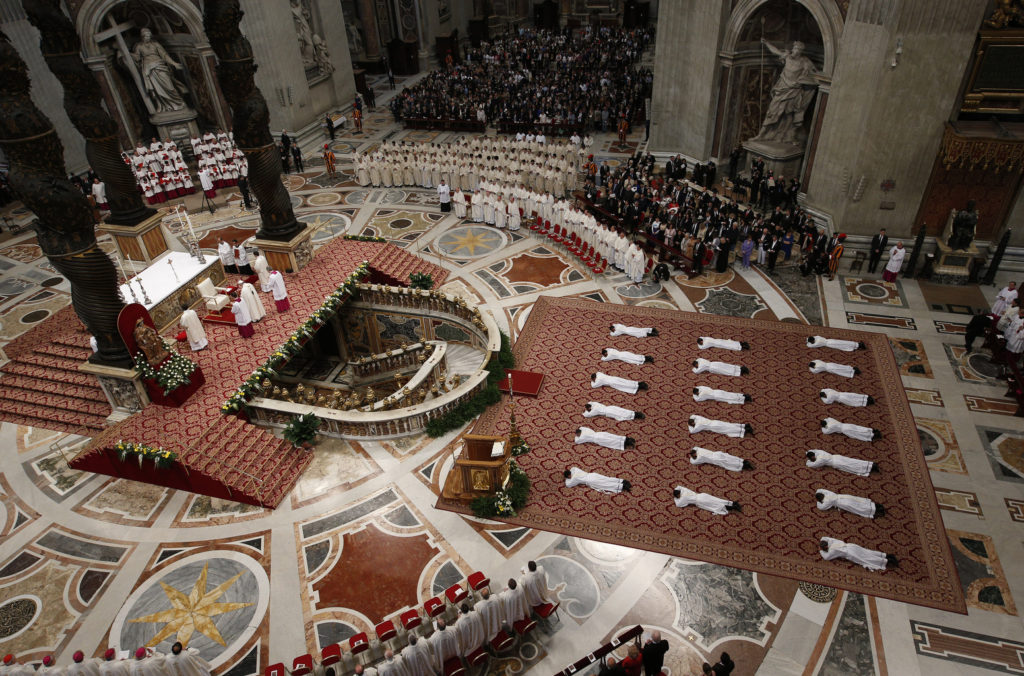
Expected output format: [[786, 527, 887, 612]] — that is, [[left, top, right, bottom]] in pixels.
[[855, 283, 888, 299], [0, 596, 41, 640], [798, 582, 837, 603]]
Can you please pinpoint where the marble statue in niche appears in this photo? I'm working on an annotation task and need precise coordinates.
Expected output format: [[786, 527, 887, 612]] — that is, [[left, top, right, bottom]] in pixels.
[[131, 28, 188, 112], [948, 200, 979, 251], [291, 0, 334, 74], [752, 39, 818, 145]]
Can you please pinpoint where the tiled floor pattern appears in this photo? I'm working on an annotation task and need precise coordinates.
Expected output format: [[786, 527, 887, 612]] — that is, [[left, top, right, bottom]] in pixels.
[[0, 115, 1022, 676]]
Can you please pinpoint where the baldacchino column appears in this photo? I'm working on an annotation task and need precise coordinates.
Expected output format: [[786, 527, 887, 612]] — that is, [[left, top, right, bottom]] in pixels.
[[0, 31, 131, 368], [203, 0, 312, 273]]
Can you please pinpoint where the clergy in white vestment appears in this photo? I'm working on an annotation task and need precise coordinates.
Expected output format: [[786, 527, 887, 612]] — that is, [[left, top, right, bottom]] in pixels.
[[198, 168, 216, 197], [625, 243, 646, 283], [507, 200, 521, 230], [689, 447, 751, 471], [217, 239, 235, 273], [519, 561, 549, 607], [809, 360, 859, 378], [165, 643, 211, 676], [474, 590, 503, 643], [692, 358, 748, 377], [688, 415, 751, 438], [267, 270, 289, 312], [883, 243, 905, 282], [815, 489, 882, 518], [584, 402, 644, 421], [179, 306, 208, 351], [454, 606, 485, 657], [992, 282, 1018, 315], [574, 426, 633, 450], [377, 651, 409, 676], [498, 579, 530, 627], [38, 656, 65, 676], [67, 652, 102, 676], [428, 619, 459, 672], [4, 659, 34, 676], [564, 467, 631, 493], [807, 335, 866, 351], [470, 192, 484, 222], [400, 637, 433, 676], [240, 282, 266, 322], [591, 371, 647, 394], [609, 323, 657, 337], [819, 537, 896, 571], [252, 253, 271, 292], [452, 189, 467, 218], [805, 450, 877, 476], [821, 417, 880, 442], [483, 194, 496, 223], [692, 386, 749, 404], [601, 347, 651, 365], [698, 337, 749, 351], [494, 197, 507, 228], [129, 648, 165, 676], [97, 651, 129, 676], [672, 486, 739, 515], [231, 297, 255, 338], [820, 388, 872, 407], [357, 157, 370, 185], [613, 232, 630, 269]]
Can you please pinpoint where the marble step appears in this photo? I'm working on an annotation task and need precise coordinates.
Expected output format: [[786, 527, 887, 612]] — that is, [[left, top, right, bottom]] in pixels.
[[445, 343, 487, 376]]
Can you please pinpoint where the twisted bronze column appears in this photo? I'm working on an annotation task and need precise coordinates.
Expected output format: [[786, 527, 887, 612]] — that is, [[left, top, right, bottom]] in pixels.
[[22, 0, 155, 226], [0, 32, 131, 367], [203, 0, 304, 241]]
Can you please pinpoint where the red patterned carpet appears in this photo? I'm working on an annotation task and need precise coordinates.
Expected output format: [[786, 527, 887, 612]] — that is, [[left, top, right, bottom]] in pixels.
[[447, 296, 965, 613]]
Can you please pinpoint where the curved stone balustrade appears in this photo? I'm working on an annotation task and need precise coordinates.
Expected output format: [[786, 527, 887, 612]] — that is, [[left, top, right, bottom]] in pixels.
[[349, 342, 426, 379]]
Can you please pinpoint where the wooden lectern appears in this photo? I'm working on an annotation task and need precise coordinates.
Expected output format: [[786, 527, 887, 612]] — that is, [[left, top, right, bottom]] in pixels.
[[441, 434, 511, 502]]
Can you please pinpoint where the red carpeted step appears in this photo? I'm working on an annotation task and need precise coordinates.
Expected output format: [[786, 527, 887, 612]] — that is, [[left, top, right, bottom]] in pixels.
[[4, 358, 101, 389], [0, 386, 111, 417], [33, 342, 92, 361], [0, 410, 99, 438], [0, 374, 104, 402], [0, 399, 107, 433]]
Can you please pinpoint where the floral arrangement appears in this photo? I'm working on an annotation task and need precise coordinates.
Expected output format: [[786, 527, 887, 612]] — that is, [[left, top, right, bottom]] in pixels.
[[344, 234, 387, 243], [471, 458, 530, 518], [283, 413, 321, 448], [510, 440, 531, 457], [133, 344, 197, 395], [409, 272, 434, 290], [115, 440, 177, 468], [222, 262, 371, 413]]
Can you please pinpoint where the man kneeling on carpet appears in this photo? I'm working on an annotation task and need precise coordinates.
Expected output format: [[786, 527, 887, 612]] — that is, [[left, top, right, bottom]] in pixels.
[[564, 467, 631, 493], [575, 426, 635, 450], [601, 348, 654, 364], [820, 537, 898, 570], [689, 447, 752, 471], [609, 323, 658, 337], [815, 489, 884, 518], [821, 417, 881, 441], [672, 486, 741, 514], [688, 415, 752, 438], [591, 372, 648, 394], [584, 402, 645, 421]]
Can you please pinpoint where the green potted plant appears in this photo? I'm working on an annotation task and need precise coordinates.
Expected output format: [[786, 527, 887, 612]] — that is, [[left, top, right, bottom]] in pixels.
[[283, 413, 321, 449], [409, 272, 434, 290]]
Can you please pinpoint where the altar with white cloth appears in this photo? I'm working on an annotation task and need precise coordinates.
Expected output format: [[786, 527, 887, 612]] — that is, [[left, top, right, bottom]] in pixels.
[[120, 251, 226, 332]]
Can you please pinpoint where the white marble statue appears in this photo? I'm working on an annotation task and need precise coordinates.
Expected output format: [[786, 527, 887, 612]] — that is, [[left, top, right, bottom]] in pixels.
[[131, 28, 188, 112], [752, 40, 819, 144]]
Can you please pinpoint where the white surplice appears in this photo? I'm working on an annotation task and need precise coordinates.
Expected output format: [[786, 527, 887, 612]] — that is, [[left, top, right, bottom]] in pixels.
[[807, 336, 861, 351], [574, 425, 627, 450], [693, 386, 746, 404], [819, 537, 888, 571], [820, 388, 869, 407], [690, 446, 744, 472], [698, 337, 743, 351], [821, 417, 876, 442], [692, 358, 743, 377], [591, 371, 641, 394], [805, 450, 873, 476], [602, 348, 646, 365], [815, 489, 877, 518], [609, 323, 654, 337], [179, 308, 208, 351], [810, 360, 856, 378], [672, 486, 733, 515], [564, 467, 626, 494], [584, 402, 638, 421], [688, 415, 746, 438]]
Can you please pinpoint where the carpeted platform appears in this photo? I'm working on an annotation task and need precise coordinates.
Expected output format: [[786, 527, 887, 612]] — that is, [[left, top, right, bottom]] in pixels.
[[443, 296, 965, 613]]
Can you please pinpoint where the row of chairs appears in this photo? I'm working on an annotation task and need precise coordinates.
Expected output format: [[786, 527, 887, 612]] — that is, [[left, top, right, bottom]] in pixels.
[[529, 217, 608, 274], [269, 571, 561, 676]]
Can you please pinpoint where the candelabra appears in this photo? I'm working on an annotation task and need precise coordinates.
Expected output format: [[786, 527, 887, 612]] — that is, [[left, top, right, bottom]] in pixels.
[[136, 279, 152, 305]]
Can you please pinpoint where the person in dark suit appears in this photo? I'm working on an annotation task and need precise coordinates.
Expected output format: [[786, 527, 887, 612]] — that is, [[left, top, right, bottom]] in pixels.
[[641, 632, 669, 676], [291, 145, 304, 173], [692, 239, 706, 276], [868, 228, 888, 273], [599, 656, 626, 676], [712, 652, 734, 675]]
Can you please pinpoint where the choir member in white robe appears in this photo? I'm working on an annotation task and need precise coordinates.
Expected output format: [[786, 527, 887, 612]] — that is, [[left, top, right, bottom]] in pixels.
[[574, 426, 634, 450], [591, 371, 647, 394], [454, 606, 484, 657], [519, 561, 548, 607], [91, 179, 108, 210], [452, 189, 467, 218], [493, 197, 507, 228], [992, 282, 1017, 315], [428, 619, 459, 672], [689, 447, 751, 471], [882, 243, 905, 282], [815, 489, 883, 518], [821, 417, 881, 441], [688, 415, 751, 438], [807, 335, 866, 351], [507, 199, 521, 231], [483, 194, 496, 224], [38, 656, 65, 676], [474, 590, 503, 642], [820, 389, 873, 407], [625, 243, 646, 283], [68, 652, 102, 676], [267, 270, 289, 312], [377, 651, 409, 676], [240, 282, 266, 322], [470, 192, 484, 222], [601, 347, 652, 365], [672, 486, 739, 514], [564, 467, 630, 493], [609, 323, 657, 337], [179, 307, 208, 351], [692, 358, 748, 376], [356, 157, 370, 186], [253, 254, 271, 292], [369, 159, 381, 187], [499, 579, 530, 627], [805, 450, 877, 476], [98, 651, 129, 676], [218, 239, 236, 273], [698, 337, 749, 351], [129, 649, 165, 676], [820, 537, 897, 570], [613, 232, 630, 269], [584, 402, 644, 421], [231, 297, 255, 338], [233, 241, 251, 274], [165, 643, 211, 676], [693, 386, 749, 404], [198, 168, 216, 198], [809, 360, 859, 378], [401, 637, 433, 676]]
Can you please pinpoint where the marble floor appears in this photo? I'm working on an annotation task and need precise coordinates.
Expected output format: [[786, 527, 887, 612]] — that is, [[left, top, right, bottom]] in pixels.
[[2, 110, 1024, 676]]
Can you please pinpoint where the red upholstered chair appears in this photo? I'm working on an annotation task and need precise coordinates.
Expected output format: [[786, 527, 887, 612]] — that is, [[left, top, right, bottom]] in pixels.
[[375, 620, 398, 651], [513, 617, 537, 638], [320, 643, 342, 668], [292, 654, 313, 676], [424, 596, 445, 620], [548, 224, 561, 244], [400, 608, 423, 635], [530, 215, 541, 231], [593, 255, 606, 274], [532, 601, 561, 623], [264, 664, 287, 676], [349, 632, 370, 664], [467, 571, 489, 595], [466, 647, 488, 669], [489, 629, 515, 653], [442, 657, 466, 676], [445, 582, 468, 607]]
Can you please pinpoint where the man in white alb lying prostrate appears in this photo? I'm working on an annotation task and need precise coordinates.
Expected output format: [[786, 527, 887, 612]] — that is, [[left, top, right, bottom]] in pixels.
[[820, 537, 898, 570], [689, 447, 753, 471], [672, 486, 741, 514], [609, 323, 658, 338], [697, 336, 750, 351], [809, 360, 860, 378], [591, 372, 648, 394], [821, 417, 881, 441], [820, 388, 874, 407], [584, 402, 645, 420], [692, 358, 749, 376], [815, 489, 885, 518], [574, 426, 635, 450], [564, 467, 631, 493], [806, 450, 879, 475], [688, 415, 752, 438], [693, 386, 751, 404], [807, 335, 867, 351], [601, 348, 654, 365]]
